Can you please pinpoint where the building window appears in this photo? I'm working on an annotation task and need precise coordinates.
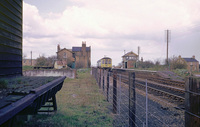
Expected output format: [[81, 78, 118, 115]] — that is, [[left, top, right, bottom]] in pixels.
[[63, 52, 67, 58]]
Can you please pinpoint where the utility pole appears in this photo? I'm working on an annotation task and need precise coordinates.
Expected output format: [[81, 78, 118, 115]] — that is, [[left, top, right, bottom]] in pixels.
[[166, 30, 170, 66], [31, 51, 32, 66], [138, 46, 140, 61]]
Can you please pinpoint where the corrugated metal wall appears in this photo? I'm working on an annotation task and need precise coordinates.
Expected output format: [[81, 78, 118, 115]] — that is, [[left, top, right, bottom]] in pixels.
[[0, 0, 22, 76]]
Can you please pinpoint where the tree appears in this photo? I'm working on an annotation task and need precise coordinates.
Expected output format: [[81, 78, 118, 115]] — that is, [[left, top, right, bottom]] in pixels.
[[35, 55, 56, 67], [138, 60, 154, 68], [168, 56, 187, 69]]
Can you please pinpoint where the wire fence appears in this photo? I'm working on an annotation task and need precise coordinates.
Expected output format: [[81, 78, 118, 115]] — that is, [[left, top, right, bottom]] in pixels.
[[91, 67, 200, 127]]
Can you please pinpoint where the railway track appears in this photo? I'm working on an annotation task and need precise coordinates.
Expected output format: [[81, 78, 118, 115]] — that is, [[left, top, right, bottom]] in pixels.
[[135, 74, 185, 88], [114, 73, 185, 103], [135, 80, 185, 103]]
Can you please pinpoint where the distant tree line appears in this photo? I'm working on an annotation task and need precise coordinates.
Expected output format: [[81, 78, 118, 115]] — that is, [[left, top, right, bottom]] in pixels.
[[117, 56, 187, 70], [137, 56, 187, 70], [35, 55, 56, 67]]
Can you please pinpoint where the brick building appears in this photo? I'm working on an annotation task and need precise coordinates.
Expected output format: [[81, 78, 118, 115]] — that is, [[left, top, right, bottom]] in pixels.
[[56, 42, 91, 68], [122, 51, 138, 69], [178, 55, 199, 72]]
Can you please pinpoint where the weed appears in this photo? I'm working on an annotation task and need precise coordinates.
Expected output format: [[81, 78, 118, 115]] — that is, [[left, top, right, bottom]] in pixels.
[[17, 78, 22, 84], [23, 66, 33, 71], [23, 69, 113, 126], [0, 79, 8, 89]]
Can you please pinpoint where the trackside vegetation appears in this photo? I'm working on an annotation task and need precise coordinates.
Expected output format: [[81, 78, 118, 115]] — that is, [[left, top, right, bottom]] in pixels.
[[23, 69, 113, 127]]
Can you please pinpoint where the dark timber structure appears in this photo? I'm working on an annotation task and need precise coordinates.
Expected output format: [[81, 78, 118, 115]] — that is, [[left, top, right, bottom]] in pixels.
[[0, 0, 22, 76]]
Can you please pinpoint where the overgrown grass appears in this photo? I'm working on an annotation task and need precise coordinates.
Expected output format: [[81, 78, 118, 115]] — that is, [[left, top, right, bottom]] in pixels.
[[24, 69, 113, 127], [0, 79, 8, 89], [172, 69, 190, 79], [23, 66, 33, 71]]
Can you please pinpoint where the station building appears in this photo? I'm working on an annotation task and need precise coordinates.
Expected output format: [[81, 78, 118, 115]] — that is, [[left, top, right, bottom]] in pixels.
[[56, 42, 91, 69]]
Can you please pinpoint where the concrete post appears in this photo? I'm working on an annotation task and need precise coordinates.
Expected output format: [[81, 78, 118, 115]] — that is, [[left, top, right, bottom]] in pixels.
[[113, 71, 117, 114], [185, 77, 200, 127], [129, 72, 136, 127], [103, 69, 104, 91], [107, 70, 110, 102]]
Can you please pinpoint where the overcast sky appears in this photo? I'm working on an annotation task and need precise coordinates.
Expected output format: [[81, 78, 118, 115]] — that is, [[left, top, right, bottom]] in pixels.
[[23, 0, 200, 66]]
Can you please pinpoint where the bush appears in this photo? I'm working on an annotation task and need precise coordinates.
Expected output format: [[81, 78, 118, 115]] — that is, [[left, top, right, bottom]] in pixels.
[[168, 56, 187, 70], [138, 60, 154, 68], [36, 55, 56, 67]]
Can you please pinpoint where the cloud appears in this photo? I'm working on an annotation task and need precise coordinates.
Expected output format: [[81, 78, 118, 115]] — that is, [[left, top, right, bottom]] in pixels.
[[23, 0, 200, 65]]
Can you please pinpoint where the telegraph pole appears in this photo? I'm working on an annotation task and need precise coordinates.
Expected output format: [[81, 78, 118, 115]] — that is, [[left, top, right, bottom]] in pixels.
[[138, 46, 140, 61], [166, 30, 170, 66]]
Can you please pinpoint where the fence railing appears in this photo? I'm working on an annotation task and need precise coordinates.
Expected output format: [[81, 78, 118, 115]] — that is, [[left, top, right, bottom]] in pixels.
[[91, 67, 200, 127]]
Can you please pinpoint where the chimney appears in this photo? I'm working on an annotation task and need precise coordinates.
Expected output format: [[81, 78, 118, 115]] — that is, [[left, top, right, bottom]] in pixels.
[[179, 55, 181, 59], [57, 44, 60, 52], [192, 55, 195, 59], [82, 41, 86, 52]]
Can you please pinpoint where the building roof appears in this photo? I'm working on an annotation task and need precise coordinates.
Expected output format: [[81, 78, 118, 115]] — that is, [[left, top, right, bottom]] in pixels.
[[122, 51, 138, 57], [182, 58, 198, 62], [57, 48, 72, 53], [72, 47, 90, 52]]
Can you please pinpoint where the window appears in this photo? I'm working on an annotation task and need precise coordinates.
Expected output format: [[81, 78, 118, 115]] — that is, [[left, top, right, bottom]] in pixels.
[[63, 52, 67, 58]]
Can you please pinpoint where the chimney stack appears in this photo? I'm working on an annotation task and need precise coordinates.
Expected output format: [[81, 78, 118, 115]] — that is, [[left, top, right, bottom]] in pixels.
[[192, 55, 195, 59], [82, 41, 86, 52], [57, 44, 60, 52]]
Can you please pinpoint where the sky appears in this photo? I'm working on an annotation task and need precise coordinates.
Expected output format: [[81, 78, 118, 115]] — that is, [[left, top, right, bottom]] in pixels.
[[23, 0, 200, 66]]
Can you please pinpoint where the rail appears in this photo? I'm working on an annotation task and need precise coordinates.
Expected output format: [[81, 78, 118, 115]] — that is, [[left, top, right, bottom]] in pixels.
[[91, 67, 200, 127]]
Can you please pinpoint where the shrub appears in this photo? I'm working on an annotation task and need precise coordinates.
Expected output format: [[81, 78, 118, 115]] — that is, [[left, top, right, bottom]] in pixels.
[[168, 56, 187, 70], [138, 60, 154, 68]]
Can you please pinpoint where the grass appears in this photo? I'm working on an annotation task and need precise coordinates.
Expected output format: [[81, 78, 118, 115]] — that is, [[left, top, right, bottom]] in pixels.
[[172, 69, 190, 79], [23, 66, 34, 71], [24, 68, 113, 127], [0, 79, 8, 89]]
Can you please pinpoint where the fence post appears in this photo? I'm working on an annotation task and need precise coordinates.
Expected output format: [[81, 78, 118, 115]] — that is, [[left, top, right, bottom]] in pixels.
[[129, 72, 135, 127], [145, 79, 148, 127], [107, 70, 110, 102], [185, 77, 200, 127], [99, 69, 101, 89], [118, 74, 121, 114], [113, 71, 117, 114], [95, 68, 97, 81], [103, 69, 105, 91]]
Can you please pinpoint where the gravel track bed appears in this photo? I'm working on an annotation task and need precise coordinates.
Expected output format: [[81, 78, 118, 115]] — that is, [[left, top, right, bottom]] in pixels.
[[101, 76, 184, 127]]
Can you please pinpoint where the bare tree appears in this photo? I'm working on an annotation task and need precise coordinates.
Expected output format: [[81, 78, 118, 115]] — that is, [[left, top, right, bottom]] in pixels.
[[35, 55, 56, 67]]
